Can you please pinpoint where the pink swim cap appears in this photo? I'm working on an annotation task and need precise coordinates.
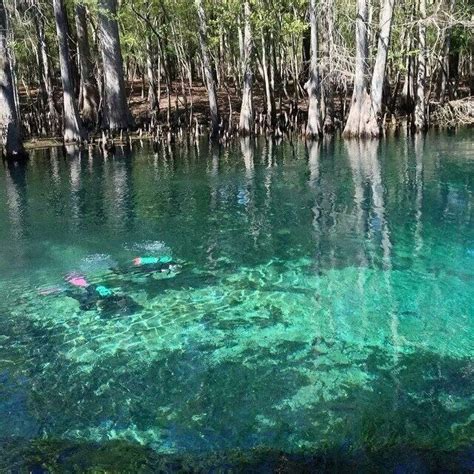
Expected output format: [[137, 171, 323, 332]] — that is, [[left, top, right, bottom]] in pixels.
[[65, 273, 89, 288]]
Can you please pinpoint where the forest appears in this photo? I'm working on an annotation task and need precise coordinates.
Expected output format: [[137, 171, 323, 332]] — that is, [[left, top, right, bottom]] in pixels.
[[0, 0, 472, 159]]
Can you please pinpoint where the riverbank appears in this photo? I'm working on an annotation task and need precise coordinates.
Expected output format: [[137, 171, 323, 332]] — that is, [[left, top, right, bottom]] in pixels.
[[17, 81, 474, 150], [20, 120, 473, 154]]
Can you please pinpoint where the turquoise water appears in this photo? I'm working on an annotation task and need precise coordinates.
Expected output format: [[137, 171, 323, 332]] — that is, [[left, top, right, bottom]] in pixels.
[[0, 132, 473, 470]]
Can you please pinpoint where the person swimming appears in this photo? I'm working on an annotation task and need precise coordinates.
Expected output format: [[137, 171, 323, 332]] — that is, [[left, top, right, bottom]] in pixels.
[[39, 252, 181, 315], [61, 272, 142, 317], [127, 255, 181, 279]]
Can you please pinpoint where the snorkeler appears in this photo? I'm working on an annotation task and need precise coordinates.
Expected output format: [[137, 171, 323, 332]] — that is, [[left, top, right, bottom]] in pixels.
[[63, 273, 142, 317], [39, 252, 181, 315], [126, 255, 181, 279], [133, 255, 176, 271], [39, 272, 142, 317]]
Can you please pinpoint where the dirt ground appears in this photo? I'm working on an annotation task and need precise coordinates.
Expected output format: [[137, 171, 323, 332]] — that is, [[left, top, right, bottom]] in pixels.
[[127, 80, 313, 127]]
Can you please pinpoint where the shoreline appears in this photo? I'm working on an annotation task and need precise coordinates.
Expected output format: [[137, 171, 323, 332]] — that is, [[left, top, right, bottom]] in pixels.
[[19, 122, 473, 153]]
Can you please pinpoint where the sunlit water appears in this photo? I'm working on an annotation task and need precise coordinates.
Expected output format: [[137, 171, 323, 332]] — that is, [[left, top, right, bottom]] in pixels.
[[0, 132, 473, 470]]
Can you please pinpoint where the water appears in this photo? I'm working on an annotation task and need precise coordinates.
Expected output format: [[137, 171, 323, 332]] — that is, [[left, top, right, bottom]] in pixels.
[[0, 132, 473, 470]]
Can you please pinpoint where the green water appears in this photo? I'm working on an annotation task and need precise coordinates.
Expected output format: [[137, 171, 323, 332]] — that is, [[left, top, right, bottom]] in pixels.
[[0, 132, 473, 470]]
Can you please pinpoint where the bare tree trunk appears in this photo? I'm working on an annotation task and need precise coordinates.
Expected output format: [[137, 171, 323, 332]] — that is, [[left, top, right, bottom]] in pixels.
[[270, 31, 276, 95], [98, 0, 133, 131], [146, 35, 158, 114], [343, 0, 395, 137], [75, 3, 99, 129], [0, 0, 26, 159], [414, 0, 427, 131], [238, 16, 244, 84], [195, 0, 220, 139], [304, 0, 321, 139], [364, 0, 396, 135], [400, 4, 416, 114], [470, 14, 474, 95], [438, 0, 456, 102], [160, 45, 171, 129], [34, 12, 59, 136], [321, 0, 335, 132], [32, 20, 48, 134], [238, 0, 253, 135], [53, 0, 85, 142], [261, 31, 275, 130], [157, 52, 161, 111], [217, 25, 224, 88], [343, 0, 370, 137], [439, 37, 450, 103], [187, 57, 193, 126]]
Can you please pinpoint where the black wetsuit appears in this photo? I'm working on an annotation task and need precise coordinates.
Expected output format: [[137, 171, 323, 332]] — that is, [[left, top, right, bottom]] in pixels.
[[65, 286, 142, 317]]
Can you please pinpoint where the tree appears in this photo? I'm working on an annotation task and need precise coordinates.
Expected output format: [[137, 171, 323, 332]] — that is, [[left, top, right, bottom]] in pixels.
[[414, 0, 427, 131], [320, 0, 335, 132], [304, 0, 322, 138], [75, 3, 99, 129], [342, 0, 369, 137], [32, 4, 60, 136], [239, 0, 254, 136], [98, 0, 133, 131], [53, 0, 86, 142], [0, 0, 26, 159], [256, 0, 277, 131], [145, 34, 158, 118], [195, 0, 220, 138], [343, 0, 396, 138], [367, 0, 395, 132], [1, 0, 472, 141]]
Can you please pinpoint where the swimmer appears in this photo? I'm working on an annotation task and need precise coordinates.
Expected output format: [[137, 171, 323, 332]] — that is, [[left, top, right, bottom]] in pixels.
[[128, 255, 181, 279], [41, 272, 143, 317]]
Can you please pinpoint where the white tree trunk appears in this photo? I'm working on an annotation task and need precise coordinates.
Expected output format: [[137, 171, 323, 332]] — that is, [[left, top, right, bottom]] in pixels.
[[53, 0, 85, 142], [343, 0, 370, 137], [75, 3, 99, 128], [261, 31, 275, 130], [304, 0, 322, 139], [401, 12, 415, 114], [239, 0, 254, 135], [195, 0, 220, 138], [0, 0, 26, 159], [321, 0, 335, 132], [34, 11, 59, 135], [99, 0, 133, 131], [344, 0, 395, 137], [146, 36, 158, 114], [365, 0, 396, 135], [414, 0, 427, 131]]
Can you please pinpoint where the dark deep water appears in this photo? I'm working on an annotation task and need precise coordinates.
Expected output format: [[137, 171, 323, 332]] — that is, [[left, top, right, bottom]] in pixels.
[[0, 132, 473, 471]]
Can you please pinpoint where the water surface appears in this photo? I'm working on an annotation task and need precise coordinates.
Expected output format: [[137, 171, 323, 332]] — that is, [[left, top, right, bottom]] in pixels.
[[0, 132, 473, 470]]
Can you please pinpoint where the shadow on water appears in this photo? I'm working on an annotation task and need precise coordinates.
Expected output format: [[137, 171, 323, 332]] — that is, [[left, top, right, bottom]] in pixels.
[[0, 348, 472, 471], [1, 441, 473, 472]]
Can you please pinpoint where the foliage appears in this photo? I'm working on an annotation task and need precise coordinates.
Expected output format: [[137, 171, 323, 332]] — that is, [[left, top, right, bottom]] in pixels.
[[2, 0, 472, 135]]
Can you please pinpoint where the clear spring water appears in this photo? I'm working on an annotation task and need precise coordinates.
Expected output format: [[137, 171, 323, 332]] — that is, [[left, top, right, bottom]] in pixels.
[[0, 132, 473, 470]]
